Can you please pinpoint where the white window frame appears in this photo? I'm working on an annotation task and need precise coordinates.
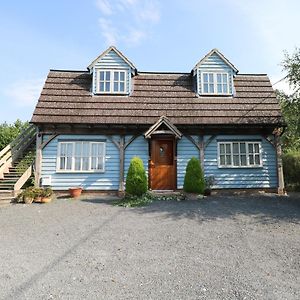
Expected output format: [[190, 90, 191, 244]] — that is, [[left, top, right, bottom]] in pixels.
[[201, 72, 230, 95], [56, 141, 106, 173], [96, 69, 127, 94], [217, 141, 262, 168]]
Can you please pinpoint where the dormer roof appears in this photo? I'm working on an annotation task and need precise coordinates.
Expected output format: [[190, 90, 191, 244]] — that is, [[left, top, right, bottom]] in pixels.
[[87, 45, 137, 71], [193, 48, 239, 73]]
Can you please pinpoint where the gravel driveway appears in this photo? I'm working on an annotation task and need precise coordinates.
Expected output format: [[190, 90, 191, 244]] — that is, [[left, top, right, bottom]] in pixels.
[[0, 194, 299, 300]]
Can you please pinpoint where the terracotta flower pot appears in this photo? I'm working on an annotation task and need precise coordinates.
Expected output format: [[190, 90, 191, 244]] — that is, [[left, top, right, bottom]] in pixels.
[[69, 187, 83, 198], [41, 197, 52, 203], [24, 197, 34, 204]]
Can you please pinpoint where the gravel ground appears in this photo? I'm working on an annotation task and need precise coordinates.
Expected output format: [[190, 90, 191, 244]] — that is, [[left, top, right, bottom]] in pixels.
[[0, 193, 299, 300]]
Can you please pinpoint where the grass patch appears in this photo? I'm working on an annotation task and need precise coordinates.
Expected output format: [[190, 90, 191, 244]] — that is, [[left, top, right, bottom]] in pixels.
[[113, 192, 186, 207]]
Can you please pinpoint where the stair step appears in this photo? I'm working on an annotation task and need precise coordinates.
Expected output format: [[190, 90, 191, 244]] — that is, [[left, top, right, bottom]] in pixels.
[[0, 185, 14, 190]]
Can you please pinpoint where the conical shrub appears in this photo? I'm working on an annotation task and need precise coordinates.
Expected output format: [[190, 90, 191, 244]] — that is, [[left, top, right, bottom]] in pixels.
[[125, 156, 148, 196], [183, 157, 205, 194]]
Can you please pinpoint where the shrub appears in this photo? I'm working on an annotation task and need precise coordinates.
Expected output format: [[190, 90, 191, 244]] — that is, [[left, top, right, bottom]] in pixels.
[[183, 157, 205, 194], [125, 157, 148, 196], [282, 151, 300, 190]]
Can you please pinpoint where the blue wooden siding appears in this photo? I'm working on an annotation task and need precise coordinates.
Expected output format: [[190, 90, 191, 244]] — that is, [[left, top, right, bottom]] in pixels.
[[197, 52, 234, 94], [124, 135, 149, 177], [204, 135, 277, 189], [177, 136, 199, 189], [92, 49, 132, 94], [41, 134, 120, 190]]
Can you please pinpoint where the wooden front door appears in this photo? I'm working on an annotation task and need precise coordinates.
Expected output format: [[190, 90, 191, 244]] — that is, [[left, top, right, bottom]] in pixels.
[[150, 137, 175, 190]]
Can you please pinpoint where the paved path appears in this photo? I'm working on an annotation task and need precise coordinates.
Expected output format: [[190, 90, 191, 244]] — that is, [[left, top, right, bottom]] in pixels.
[[0, 194, 299, 299]]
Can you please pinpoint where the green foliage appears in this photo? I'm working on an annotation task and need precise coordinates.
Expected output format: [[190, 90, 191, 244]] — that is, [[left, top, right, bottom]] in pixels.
[[125, 156, 147, 196], [114, 192, 186, 207], [0, 119, 29, 151], [282, 151, 300, 191], [183, 157, 205, 194], [16, 187, 54, 203]]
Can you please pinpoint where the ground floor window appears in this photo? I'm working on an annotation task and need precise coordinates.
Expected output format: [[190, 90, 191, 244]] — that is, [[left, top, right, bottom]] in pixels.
[[218, 141, 262, 168], [57, 141, 105, 172]]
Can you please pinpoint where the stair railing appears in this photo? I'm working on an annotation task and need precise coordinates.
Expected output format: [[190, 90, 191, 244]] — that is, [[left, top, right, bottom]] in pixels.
[[0, 125, 36, 179]]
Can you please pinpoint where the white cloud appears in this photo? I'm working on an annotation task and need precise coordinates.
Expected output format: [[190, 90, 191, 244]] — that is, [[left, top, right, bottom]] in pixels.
[[95, 0, 113, 15], [5, 78, 44, 107], [98, 18, 118, 46], [95, 0, 161, 47]]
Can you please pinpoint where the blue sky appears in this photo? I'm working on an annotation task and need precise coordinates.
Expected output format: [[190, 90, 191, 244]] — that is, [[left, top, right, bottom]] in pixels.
[[0, 0, 299, 123]]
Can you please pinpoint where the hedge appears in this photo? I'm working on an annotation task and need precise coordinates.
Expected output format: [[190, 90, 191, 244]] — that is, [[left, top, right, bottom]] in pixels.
[[282, 151, 300, 190], [183, 157, 205, 194]]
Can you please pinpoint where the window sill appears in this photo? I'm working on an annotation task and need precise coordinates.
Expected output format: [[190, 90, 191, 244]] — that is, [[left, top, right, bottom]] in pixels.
[[56, 170, 105, 174], [218, 166, 263, 169]]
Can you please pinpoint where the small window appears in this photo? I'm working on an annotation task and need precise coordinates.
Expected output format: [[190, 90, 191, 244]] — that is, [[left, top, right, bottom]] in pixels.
[[57, 141, 105, 172], [96, 70, 126, 94], [202, 72, 230, 95], [218, 141, 262, 168]]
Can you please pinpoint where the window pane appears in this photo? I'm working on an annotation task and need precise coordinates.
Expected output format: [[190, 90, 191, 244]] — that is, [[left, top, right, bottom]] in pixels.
[[99, 82, 104, 92], [60, 157, 65, 170], [203, 84, 208, 93], [225, 144, 231, 153], [114, 72, 119, 81], [91, 144, 97, 156], [220, 155, 225, 165], [209, 73, 214, 82], [220, 144, 225, 154], [91, 157, 97, 170], [249, 155, 254, 165], [75, 158, 81, 170], [203, 73, 208, 82], [255, 155, 260, 165], [120, 72, 125, 81], [223, 84, 228, 93], [217, 83, 222, 93], [105, 82, 110, 91], [106, 71, 110, 80], [98, 144, 104, 156], [82, 142, 89, 156], [240, 155, 247, 166], [82, 158, 89, 170], [223, 74, 227, 82], [120, 82, 125, 92], [254, 143, 259, 153], [209, 84, 214, 93], [114, 82, 118, 92], [97, 160, 104, 170], [99, 71, 104, 81], [233, 143, 239, 154], [248, 143, 254, 153], [60, 144, 66, 156], [67, 144, 73, 156], [233, 155, 239, 166], [217, 74, 222, 83], [66, 157, 72, 170], [240, 143, 246, 153], [226, 155, 232, 165], [75, 143, 81, 156]]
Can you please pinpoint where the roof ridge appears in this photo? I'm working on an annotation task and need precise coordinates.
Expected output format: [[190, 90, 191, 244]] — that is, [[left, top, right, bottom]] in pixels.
[[237, 73, 268, 76], [49, 69, 88, 73], [138, 71, 190, 75]]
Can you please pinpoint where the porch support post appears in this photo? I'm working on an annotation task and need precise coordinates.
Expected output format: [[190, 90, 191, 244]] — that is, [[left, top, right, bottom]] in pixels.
[[119, 135, 125, 193], [35, 131, 42, 187], [275, 132, 285, 195], [199, 135, 204, 168]]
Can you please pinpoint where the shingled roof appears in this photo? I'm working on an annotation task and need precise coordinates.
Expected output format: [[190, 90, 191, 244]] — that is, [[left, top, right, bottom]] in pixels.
[[31, 70, 283, 126]]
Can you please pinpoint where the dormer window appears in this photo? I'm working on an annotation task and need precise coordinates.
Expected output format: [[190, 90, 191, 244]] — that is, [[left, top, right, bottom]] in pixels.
[[97, 70, 126, 94], [202, 72, 229, 95]]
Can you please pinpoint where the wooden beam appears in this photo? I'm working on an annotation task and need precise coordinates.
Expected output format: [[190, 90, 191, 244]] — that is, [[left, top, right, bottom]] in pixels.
[[41, 134, 59, 149], [35, 132, 42, 187], [119, 135, 125, 192], [204, 135, 216, 149], [199, 135, 204, 168], [124, 135, 139, 150]]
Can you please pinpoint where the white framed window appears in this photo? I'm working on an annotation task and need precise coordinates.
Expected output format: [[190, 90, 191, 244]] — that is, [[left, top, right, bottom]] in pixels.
[[97, 70, 126, 94], [218, 141, 262, 168], [202, 72, 230, 95], [57, 141, 106, 172]]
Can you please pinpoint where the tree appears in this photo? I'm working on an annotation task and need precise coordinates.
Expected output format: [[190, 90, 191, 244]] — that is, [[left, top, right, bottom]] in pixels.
[[0, 120, 29, 151], [183, 157, 205, 194], [125, 157, 148, 196]]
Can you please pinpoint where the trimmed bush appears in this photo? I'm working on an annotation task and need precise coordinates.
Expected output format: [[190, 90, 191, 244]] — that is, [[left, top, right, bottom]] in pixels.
[[282, 151, 300, 190], [125, 156, 148, 196], [183, 157, 205, 194]]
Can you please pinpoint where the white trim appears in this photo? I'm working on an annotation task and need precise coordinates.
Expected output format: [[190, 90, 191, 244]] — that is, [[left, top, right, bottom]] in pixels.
[[56, 141, 106, 173], [95, 69, 127, 94], [201, 72, 231, 95], [217, 141, 263, 168]]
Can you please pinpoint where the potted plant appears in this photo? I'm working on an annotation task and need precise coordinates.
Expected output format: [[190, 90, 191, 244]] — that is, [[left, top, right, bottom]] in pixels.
[[204, 176, 215, 196], [16, 187, 35, 204], [33, 187, 43, 203], [40, 187, 54, 203], [69, 187, 83, 198]]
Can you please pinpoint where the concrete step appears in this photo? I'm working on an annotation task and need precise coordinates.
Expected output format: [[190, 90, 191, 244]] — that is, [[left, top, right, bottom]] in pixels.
[[0, 185, 14, 190]]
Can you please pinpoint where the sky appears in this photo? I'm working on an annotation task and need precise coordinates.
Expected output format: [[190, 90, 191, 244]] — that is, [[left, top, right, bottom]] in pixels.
[[0, 0, 299, 123]]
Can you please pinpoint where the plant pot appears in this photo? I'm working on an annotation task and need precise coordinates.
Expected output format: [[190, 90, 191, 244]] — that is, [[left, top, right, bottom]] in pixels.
[[34, 196, 42, 203], [24, 197, 34, 204], [41, 197, 52, 203], [69, 187, 83, 198]]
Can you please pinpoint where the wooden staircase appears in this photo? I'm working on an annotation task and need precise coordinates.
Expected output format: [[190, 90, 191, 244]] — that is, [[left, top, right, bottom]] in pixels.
[[0, 125, 36, 206]]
